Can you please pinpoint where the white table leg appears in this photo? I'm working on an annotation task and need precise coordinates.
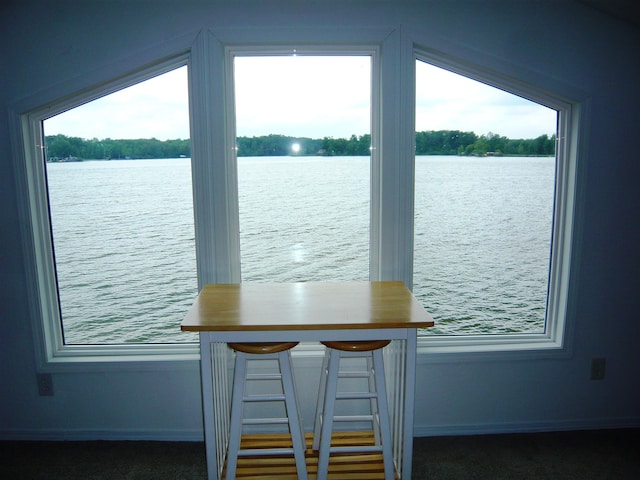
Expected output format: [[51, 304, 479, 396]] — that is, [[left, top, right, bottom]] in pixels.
[[200, 333, 219, 480], [402, 331, 418, 479]]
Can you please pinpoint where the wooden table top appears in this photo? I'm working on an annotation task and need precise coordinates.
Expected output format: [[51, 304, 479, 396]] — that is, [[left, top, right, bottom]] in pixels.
[[181, 281, 434, 332]]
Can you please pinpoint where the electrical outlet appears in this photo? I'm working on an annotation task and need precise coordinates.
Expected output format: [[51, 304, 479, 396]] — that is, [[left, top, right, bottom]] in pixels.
[[590, 358, 606, 380], [37, 373, 54, 396]]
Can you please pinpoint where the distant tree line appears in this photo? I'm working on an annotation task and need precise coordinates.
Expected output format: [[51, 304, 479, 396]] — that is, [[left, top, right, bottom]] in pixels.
[[45, 135, 190, 161], [45, 130, 555, 161], [236, 134, 372, 157], [416, 130, 556, 156]]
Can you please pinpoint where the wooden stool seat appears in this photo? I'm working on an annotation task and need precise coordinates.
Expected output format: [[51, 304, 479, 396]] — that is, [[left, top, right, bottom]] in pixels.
[[321, 339, 391, 352], [313, 339, 394, 480], [226, 341, 307, 480], [228, 341, 299, 354]]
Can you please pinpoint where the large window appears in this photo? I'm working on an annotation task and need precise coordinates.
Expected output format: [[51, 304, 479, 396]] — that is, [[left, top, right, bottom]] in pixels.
[[45, 156, 197, 344], [414, 59, 557, 336], [15, 32, 578, 365], [35, 62, 198, 349], [413, 52, 575, 350], [233, 55, 371, 282]]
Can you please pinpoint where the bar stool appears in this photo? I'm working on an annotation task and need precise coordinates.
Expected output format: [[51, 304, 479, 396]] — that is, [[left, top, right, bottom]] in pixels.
[[312, 340, 394, 480], [226, 342, 308, 480]]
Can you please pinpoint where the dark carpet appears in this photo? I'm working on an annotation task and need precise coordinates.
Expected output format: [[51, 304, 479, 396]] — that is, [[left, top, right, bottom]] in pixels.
[[1, 428, 638, 479]]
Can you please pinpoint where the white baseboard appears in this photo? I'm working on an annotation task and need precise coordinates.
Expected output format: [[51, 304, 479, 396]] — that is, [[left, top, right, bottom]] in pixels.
[[2, 418, 638, 442], [413, 417, 640, 437], [0, 428, 204, 442]]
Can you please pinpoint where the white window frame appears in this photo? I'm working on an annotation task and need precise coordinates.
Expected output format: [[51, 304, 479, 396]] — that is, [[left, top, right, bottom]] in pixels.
[[10, 28, 583, 371], [10, 27, 396, 371], [225, 45, 380, 282], [12, 55, 201, 371], [412, 48, 583, 360]]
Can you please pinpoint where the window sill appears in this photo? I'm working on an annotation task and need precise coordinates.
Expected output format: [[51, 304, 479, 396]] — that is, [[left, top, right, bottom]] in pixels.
[[38, 333, 573, 372], [416, 333, 571, 363], [39, 343, 201, 373]]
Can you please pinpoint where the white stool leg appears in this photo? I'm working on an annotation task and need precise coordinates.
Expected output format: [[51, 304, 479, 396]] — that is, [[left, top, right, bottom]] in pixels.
[[279, 350, 309, 480], [316, 348, 341, 480], [226, 351, 247, 480], [367, 354, 382, 446], [372, 348, 394, 480], [312, 346, 331, 451], [315, 345, 395, 480]]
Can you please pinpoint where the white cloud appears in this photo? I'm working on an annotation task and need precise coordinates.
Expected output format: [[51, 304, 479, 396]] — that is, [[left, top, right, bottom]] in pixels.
[[234, 55, 371, 138], [44, 56, 556, 143], [416, 61, 556, 139], [44, 66, 190, 140]]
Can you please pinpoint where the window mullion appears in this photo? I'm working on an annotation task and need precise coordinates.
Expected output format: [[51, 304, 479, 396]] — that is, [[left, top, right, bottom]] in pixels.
[[189, 31, 241, 287], [373, 28, 414, 285]]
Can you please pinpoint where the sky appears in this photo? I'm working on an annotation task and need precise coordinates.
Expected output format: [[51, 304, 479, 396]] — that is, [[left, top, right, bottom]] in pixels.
[[415, 61, 556, 139], [43, 56, 556, 141]]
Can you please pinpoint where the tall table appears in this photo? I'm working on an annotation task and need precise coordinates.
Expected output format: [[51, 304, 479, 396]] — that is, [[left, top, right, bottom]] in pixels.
[[182, 281, 434, 480]]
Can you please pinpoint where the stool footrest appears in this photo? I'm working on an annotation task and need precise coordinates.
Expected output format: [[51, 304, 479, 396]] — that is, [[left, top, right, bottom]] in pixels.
[[336, 392, 377, 400], [246, 373, 284, 381], [338, 371, 373, 378], [243, 394, 286, 402], [329, 445, 384, 454], [238, 447, 297, 456], [333, 415, 375, 422], [242, 417, 289, 425]]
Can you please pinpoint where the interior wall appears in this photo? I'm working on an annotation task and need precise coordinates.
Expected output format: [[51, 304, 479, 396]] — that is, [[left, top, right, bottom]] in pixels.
[[1, 0, 639, 440]]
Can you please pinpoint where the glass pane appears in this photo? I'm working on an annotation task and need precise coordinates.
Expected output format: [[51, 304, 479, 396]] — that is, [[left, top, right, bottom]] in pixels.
[[234, 55, 371, 282], [414, 60, 557, 335], [44, 66, 198, 344]]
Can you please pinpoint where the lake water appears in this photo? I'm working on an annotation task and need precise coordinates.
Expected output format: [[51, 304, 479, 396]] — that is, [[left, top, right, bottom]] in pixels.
[[46, 155, 554, 344]]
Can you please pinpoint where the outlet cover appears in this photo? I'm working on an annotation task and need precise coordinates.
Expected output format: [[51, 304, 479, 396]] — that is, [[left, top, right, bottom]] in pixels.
[[37, 373, 54, 396], [590, 358, 606, 380]]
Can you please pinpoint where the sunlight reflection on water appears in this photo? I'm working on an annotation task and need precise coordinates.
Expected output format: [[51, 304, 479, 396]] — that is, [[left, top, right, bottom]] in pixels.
[[46, 155, 553, 343]]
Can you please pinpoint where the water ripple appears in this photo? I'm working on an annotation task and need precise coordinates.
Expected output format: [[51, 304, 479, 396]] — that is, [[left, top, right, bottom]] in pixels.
[[47, 155, 554, 343]]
